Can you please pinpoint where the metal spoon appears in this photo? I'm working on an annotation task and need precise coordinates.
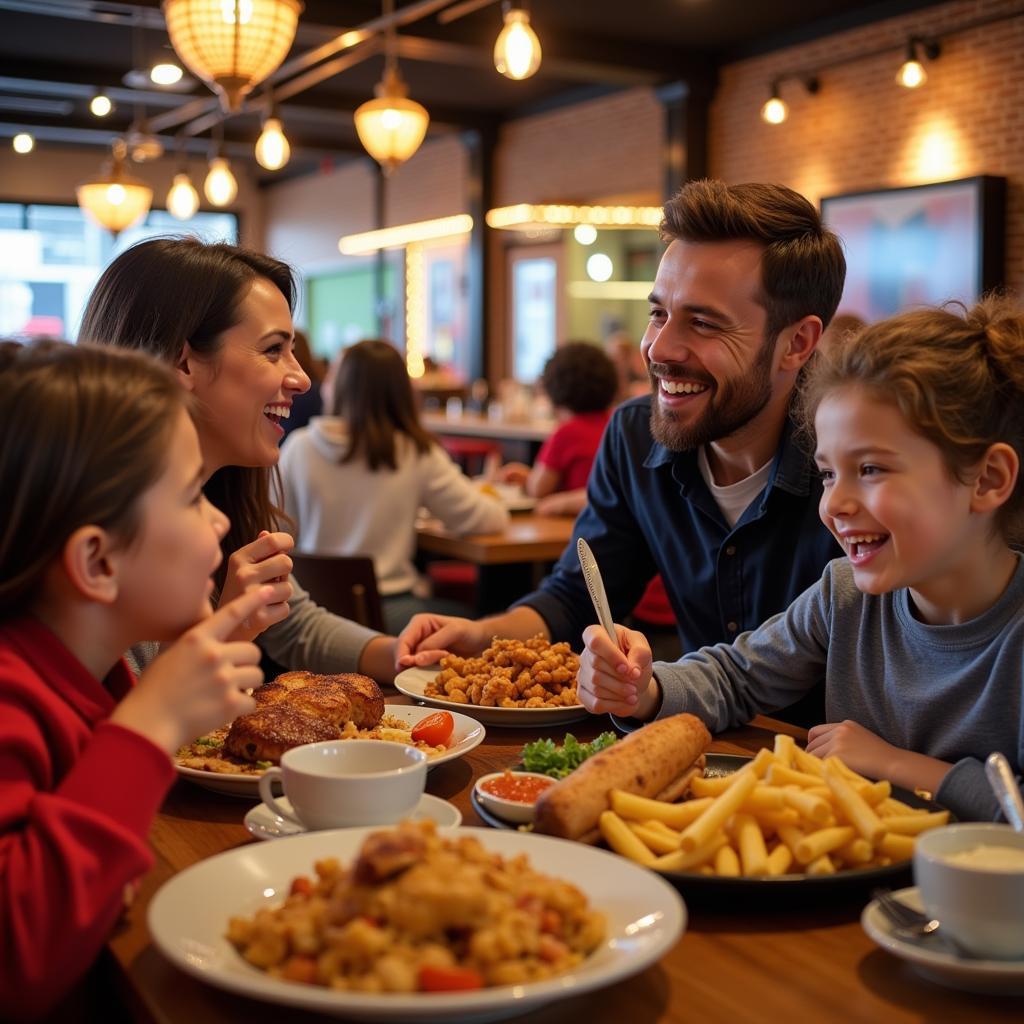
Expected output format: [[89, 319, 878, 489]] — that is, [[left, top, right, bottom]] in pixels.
[[985, 751, 1024, 832]]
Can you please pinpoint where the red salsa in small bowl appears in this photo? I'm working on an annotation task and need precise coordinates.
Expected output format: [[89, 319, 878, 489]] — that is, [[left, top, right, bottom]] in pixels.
[[474, 770, 556, 824]]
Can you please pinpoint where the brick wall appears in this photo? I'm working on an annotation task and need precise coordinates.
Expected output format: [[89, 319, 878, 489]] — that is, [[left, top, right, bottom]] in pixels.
[[709, 0, 1024, 292]]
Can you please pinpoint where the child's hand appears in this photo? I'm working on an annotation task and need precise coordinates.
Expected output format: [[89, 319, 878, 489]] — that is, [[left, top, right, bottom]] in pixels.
[[577, 623, 656, 718], [219, 530, 294, 641], [111, 586, 274, 755], [805, 720, 900, 779], [498, 462, 530, 486]]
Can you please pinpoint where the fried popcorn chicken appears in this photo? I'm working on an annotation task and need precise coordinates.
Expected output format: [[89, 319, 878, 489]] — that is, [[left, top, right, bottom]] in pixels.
[[425, 635, 580, 709]]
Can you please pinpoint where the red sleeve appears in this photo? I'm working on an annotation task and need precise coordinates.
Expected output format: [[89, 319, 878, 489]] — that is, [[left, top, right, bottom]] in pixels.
[[0, 714, 173, 1020], [536, 422, 572, 474]]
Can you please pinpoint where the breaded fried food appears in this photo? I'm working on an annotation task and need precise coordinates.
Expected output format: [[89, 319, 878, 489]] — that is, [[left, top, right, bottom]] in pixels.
[[534, 713, 711, 841], [286, 682, 355, 727], [272, 670, 318, 691], [331, 672, 385, 728], [251, 682, 290, 707], [224, 704, 339, 763]]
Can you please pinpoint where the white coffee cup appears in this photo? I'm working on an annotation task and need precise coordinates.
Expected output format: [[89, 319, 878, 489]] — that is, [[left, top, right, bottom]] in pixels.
[[258, 740, 427, 831], [914, 822, 1024, 959]]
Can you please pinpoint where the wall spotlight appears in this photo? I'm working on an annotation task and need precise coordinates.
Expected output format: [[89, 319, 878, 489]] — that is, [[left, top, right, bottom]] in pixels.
[[761, 76, 819, 126], [897, 37, 941, 89]]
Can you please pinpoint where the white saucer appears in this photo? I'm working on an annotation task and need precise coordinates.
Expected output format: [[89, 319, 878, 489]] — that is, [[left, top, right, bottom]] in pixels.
[[861, 886, 1024, 995], [244, 794, 462, 840]]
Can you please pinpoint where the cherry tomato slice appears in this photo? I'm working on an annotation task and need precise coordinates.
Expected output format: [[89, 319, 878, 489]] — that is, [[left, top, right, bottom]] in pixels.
[[418, 964, 484, 992], [410, 710, 455, 747]]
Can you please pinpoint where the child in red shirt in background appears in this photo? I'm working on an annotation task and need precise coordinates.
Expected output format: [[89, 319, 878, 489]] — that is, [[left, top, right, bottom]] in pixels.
[[502, 341, 619, 516], [0, 342, 275, 1020]]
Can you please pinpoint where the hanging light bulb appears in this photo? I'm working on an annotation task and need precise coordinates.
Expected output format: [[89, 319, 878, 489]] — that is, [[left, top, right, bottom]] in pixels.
[[897, 40, 927, 88], [761, 91, 788, 125], [354, 0, 429, 175], [167, 171, 201, 219], [90, 93, 113, 117], [76, 139, 153, 235], [204, 155, 238, 206], [494, 3, 541, 80], [12, 132, 35, 154], [255, 113, 290, 170]]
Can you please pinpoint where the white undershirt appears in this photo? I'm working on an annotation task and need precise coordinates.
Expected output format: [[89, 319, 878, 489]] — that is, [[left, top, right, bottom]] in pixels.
[[697, 446, 774, 529]]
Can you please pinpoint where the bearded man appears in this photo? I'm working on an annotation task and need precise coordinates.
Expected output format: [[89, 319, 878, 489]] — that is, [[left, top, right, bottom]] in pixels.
[[397, 179, 845, 725]]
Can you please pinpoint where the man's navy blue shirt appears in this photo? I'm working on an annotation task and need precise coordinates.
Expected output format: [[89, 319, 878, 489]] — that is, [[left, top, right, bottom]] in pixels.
[[514, 394, 840, 662]]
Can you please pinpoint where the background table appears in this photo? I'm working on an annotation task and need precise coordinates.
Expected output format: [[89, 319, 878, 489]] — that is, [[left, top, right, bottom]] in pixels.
[[107, 708, 1021, 1024]]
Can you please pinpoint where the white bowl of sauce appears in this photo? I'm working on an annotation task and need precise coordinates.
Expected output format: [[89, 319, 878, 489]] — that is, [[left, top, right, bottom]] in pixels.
[[474, 770, 556, 824]]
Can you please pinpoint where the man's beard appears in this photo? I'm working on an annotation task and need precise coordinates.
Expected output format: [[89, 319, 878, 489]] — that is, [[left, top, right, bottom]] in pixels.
[[648, 337, 775, 452]]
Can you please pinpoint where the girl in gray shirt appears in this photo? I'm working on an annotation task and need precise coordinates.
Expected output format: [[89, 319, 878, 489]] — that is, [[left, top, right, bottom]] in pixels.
[[577, 297, 1024, 822]]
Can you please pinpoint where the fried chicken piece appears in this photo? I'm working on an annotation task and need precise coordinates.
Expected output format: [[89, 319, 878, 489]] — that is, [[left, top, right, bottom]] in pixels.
[[252, 682, 290, 706], [287, 682, 355, 728], [224, 704, 339, 763], [272, 670, 319, 691], [352, 822, 429, 885], [329, 672, 385, 729]]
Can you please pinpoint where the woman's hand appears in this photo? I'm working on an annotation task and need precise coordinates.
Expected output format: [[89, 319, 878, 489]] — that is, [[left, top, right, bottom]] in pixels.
[[219, 530, 294, 641], [112, 586, 275, 755], [577, 623, 658, 718], [395, 614, 490, 668]]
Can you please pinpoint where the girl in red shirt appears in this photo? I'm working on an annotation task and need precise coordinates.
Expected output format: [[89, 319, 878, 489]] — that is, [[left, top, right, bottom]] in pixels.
[[0, 342, 275, 1019]]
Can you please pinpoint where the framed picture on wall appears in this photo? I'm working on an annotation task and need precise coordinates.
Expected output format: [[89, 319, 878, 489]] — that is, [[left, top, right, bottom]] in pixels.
[[820, 176, 1006, 322]]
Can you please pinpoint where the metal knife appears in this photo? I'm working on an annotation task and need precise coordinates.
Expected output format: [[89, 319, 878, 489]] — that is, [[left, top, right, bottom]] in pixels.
[[577, 537, 619, 648]]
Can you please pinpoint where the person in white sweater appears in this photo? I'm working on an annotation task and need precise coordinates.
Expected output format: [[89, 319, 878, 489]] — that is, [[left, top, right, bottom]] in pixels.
[[280, 340, 508, 633]]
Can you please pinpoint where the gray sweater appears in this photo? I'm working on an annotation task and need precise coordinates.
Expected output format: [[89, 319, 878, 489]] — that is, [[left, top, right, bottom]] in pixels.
[[652, 557, 1024, 821], [125, 573, 380, 678]]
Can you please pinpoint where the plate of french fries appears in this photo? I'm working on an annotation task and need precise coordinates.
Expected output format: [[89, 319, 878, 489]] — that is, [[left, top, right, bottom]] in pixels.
[[595, 735, 952, 898]]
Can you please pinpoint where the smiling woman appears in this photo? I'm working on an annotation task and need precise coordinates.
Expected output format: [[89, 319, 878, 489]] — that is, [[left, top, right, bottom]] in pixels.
[[78, 238, 400, 683]]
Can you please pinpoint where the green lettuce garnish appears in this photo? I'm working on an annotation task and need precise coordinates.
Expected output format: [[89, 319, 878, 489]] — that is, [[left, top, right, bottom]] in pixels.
[[520, 732, 617, 779]]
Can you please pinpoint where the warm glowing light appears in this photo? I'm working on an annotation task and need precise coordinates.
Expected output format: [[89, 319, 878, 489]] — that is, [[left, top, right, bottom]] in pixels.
[[486, 204, 662, 230], [12, 133, 34, 154], [204, 156, 238, 206], [76, 141, 153, 234], [339, 215, 473, 255], [761, 96, 788, 125], [167, 172, 201, 219], [151, 62, 184, 85], [164, 0, 303, 111], [573, 224, 597, 245], [255, 116, 290, 170], [90, 94, 113, 116], [405, 242, 425, 377], [494, 8, 541, 80], [568, 281, 651, 300], [897, 59, 927, 89], [586, 253, 613, 282], [354, 66, 429, 175]]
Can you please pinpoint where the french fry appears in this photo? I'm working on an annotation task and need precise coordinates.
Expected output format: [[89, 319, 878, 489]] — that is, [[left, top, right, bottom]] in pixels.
[[714, 843, 741, 877], [679, 770, 758, 852], [794, 825, 856, 864], [834, 837, 874, 866], [765, 843, 794, 876], [877, 832, 916, 861], [823, 761, 885, 843], [853, 779, 891, 806], [627, 821, 682, 855], [879, 810, 951, 835], [599, 811, 656, 865], [877, 797, 931, 818], [806, 853, 836, 875], [742, 785, 787, 813], [772, 733, 797, 767], [731, 812, 769, 875], [747, 808, 802, 832], [652, 833, 729, 872], [792, 746, 825, 777], [766, 763, 823, 789], [782, 787, 832, 824], [775, 823, 806, 857], [609, 790, 713, 829], [690, 774, 738, 798]]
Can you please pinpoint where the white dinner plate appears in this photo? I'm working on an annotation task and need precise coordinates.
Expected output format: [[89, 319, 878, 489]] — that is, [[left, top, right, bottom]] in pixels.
[[148, 826, 686, 1022], [479, 481, 537, 512], [175, 705, 486, 799], [244, 793, 462, 840], [394, 666, 591, 728], [861, 887, 1024, 995]]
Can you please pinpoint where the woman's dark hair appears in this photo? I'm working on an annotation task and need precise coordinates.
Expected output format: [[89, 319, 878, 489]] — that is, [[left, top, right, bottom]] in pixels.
[[330, 339, 435, 471], [78, 236, 296, 588], [0, 341, 185, 621], [541, 341, 619, 414]]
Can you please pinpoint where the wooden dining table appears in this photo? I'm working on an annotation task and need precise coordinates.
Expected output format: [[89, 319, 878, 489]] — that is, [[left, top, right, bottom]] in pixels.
[[106, 703, 1020, 1024], [416, 511, 574, 566]]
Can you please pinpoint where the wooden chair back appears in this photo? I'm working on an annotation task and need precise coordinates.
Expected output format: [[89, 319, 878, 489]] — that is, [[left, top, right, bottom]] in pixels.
[[289, 553, 386, 633]]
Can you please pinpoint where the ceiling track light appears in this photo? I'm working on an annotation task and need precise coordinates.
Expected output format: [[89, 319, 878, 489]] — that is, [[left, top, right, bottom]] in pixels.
[[761, 75, 819, 126], [897, 36, 941, 89]]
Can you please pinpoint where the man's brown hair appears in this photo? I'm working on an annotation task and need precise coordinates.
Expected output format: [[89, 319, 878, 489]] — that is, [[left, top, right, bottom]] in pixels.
[[660, 179, 846, 344]]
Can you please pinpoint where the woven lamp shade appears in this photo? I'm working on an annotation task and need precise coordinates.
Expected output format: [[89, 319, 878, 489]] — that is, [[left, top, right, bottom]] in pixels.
[[354, 66, 429, 175], [163, 0, 303, 112], [76, 144, 153, 235]]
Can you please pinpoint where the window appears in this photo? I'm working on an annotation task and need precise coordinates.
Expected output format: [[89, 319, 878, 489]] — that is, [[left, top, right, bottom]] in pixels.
[[0, 202, 237, 341]]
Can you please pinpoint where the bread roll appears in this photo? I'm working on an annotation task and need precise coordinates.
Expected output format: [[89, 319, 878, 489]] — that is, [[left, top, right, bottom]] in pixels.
[[533, 713, 711, 841]]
